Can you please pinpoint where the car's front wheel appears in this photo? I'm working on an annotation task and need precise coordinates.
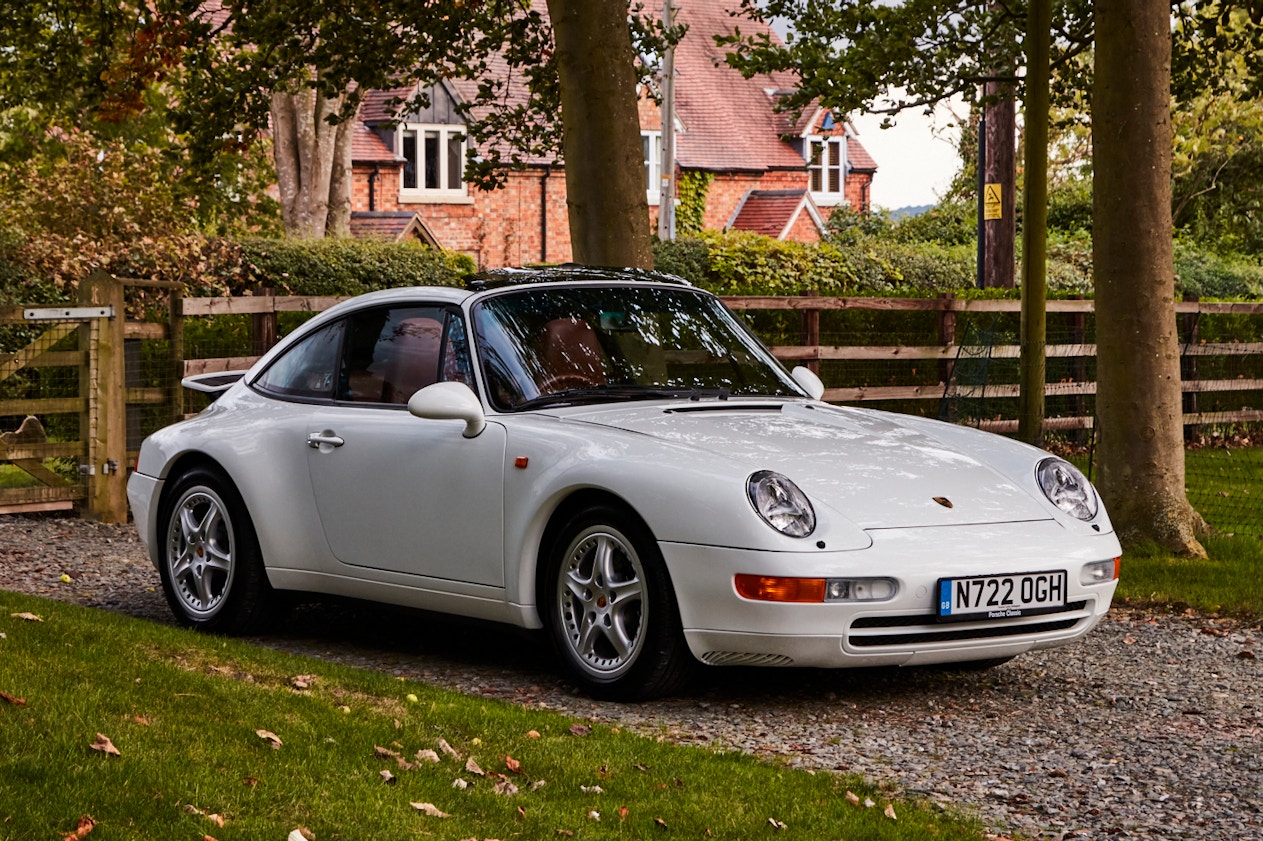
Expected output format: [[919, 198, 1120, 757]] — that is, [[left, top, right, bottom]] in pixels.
[[544, 505, 694, 701], [158, 467, 274, 634]]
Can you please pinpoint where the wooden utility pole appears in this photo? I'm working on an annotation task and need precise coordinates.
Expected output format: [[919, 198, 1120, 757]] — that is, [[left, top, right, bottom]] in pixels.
[[982, 80, 1016, 290]]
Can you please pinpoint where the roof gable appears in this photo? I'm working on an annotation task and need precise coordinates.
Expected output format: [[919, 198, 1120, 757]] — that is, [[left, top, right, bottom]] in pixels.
[[727, 189, 826, 240]]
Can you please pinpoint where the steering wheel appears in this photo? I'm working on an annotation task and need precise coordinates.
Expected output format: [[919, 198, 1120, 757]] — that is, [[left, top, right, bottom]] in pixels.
[[539, 373, 600, 394]]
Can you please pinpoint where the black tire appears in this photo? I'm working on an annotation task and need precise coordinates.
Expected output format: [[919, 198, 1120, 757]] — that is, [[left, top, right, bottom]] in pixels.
[[157, 466, 275, 634], [543, 504, 695, 701]]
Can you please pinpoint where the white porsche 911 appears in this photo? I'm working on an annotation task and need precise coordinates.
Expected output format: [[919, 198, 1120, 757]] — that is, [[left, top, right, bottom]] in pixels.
[[128, 267, 1120, 700]]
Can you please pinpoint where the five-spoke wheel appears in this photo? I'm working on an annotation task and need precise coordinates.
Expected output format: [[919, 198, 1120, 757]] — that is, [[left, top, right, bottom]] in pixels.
[[158, 467, 272, 633], [545, 505, 694, 700]]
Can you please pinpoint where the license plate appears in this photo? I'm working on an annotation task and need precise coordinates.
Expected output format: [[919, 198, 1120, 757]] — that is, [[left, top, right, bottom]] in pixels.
[[937, 570, 1067, 621]]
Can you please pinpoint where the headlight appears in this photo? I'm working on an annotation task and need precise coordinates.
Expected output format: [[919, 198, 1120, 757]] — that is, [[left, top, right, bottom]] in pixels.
[[1037, 457, 1098, 520], [747, 470, 816, 537]]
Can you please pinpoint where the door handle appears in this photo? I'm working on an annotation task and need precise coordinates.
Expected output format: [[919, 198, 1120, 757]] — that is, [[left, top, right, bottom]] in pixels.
[[307, 431, 345, 449]]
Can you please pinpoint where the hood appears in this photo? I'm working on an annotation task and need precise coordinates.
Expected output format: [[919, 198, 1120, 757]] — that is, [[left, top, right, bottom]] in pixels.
[[563, 401, 1053, 530]]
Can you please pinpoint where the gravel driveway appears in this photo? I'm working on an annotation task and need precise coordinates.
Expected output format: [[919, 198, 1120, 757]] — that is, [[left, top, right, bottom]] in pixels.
[[3, 514, 1260, 840]]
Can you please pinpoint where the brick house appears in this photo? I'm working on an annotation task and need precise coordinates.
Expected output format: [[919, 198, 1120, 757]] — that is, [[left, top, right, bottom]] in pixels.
[[348, 0, 877, 267]]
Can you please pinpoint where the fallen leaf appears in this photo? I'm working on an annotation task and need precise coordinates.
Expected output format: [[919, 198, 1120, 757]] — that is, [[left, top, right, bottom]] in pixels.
[[768, 817, 788, 830], [380, 769, 396, 784], [884, 803, 898, 820], [580, 785, 604, 794], [494, 778, 519, 796], [556, 831, 574, 838], [242, 777, 258, 787], [411, 802, 450, 818], [654, 817, 668, 829], [619, 806, 629, 821], [0, 690, 26, 706], [416, 749, 440, 763], [1238, 650, 1257, 660], [132, 716, 149, 726], [452, 778, 470, 790], [11, 612, 42, 622], [90, 734, 120, 757], [439, 737, 461, 759], [588, 811, 601, 821], [527, 729, 541, 739], [465, 757, 485, 776], [374, 745, 400, 760], [505, 755, 523, 774], [291, 675, 316, 690], [286, 828, 314, 841], [569, 723, 592, 737], [61, 815, 96, 841], [518, 806, 528, 819], [864, 797, 876, 808], [634, 763, 650, 772], [845, 791, 860, 807], [207, 814, 225, 828], [255, 730, 282, 749]]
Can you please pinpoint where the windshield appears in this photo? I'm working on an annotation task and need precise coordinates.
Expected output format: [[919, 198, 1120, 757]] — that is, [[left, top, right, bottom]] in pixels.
[[471, 284, 803, 411]]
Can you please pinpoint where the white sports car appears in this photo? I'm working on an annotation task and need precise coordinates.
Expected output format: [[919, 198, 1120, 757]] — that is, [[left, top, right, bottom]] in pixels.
[[128, 267, 1120, 699]]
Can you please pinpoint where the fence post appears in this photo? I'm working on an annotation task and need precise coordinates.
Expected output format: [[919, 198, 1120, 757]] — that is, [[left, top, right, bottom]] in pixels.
[[938, 292, 956, 389], [252, 287, 278, 356], [1181, 294, 1199, 442], [800, 291, 820, 374], [169, 284, 185, 423], [79, 269, 128, 523]]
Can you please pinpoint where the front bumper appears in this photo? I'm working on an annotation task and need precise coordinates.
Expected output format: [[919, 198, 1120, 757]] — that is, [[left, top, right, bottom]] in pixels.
[[125, 471, 163, 568], [660, 520, 1119, 669]]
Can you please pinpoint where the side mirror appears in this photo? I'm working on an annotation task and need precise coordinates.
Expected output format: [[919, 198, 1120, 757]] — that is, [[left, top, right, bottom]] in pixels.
[[407, 382, 487, 438], [791, 366, 826, 401]]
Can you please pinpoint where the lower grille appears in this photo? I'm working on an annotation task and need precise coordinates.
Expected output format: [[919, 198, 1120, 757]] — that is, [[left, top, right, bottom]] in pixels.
[[848, 600, 1090, 648], [700, 651, 795, 667]]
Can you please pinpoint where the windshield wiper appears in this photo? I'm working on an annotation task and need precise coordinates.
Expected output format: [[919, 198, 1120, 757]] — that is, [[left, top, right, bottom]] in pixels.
[[513, 385, 697, 411]]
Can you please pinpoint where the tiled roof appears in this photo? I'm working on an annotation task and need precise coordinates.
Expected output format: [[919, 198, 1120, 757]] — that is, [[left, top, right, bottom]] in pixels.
[[349, 212, 439, 246], [671, 1, 805, 172], [352, 0, 877, 177], [351, 124, 400, 164], [727, 189, 824, 239], [848, 135, 878, 173]]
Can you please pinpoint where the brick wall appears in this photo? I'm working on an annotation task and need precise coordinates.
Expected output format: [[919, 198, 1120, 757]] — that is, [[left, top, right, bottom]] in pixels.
[[351, 160, 876, 266]]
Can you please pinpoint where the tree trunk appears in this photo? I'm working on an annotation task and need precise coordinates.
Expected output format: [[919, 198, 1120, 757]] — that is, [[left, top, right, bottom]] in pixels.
[[546, 0, 654, 268], [270, 82, 354, 238], [1093, 0, 1206, 555]]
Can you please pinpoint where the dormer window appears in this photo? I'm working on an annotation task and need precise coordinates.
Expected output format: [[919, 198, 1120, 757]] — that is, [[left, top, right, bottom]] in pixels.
[[399, 123, 467, 201], [806, 136, 846, 206]]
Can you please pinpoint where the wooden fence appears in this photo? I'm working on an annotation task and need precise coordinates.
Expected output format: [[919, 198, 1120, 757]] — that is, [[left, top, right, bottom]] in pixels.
[[4, 278, 1263, 519]]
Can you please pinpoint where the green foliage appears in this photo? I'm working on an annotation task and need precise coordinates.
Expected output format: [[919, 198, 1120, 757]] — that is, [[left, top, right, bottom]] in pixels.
[[1046, 180, 1094, 234], [1173, 241, 1263, 298], [823, 205, 893, 246], [228, 238, 477, 296], [654, 231, 853, 295], [675, 171, 714, 236], [885, 200, 977, 247]]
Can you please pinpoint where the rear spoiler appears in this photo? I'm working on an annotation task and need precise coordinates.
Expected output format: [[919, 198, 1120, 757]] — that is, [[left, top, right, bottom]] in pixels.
[[182, 371, 247, 400]]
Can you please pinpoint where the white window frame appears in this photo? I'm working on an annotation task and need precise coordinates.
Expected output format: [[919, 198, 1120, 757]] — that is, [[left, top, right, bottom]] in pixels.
[[643, 130, 663, 206], [398, 123, 470, 203], [805, 135, 848, 207]]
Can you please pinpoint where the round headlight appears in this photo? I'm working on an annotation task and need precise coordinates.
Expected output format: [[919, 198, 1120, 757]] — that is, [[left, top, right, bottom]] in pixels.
[[747, 471, 816, 537], [1037, 457, 1098, 520]]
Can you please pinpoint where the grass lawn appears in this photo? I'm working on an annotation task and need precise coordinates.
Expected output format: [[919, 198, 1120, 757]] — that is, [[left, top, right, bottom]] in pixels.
[[0, 590, 984, 841], [1116, 533, 1263, 619]]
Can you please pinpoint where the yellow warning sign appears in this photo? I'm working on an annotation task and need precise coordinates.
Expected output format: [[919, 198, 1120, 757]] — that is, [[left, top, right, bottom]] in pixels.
[[984, 183, 1003, 220]]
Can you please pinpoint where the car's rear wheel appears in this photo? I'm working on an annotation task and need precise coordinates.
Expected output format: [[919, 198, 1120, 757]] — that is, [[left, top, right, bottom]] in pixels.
[[158, 467, 274, 634], [544, 505, 694, 701]]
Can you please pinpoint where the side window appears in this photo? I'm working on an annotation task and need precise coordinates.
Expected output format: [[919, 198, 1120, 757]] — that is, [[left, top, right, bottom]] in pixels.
[[254, 321, 344, 399], [338, 306, 475, 404]]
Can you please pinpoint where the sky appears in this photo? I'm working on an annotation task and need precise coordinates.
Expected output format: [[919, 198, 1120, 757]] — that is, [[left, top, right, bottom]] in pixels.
[[849, 104, 964, 212]]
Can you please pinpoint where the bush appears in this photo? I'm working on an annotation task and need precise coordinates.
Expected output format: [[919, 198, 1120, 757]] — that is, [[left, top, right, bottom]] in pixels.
[[226, 238, 476, 296], [1174, 242, 1263, 299], [654, 231, 853, 295]]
